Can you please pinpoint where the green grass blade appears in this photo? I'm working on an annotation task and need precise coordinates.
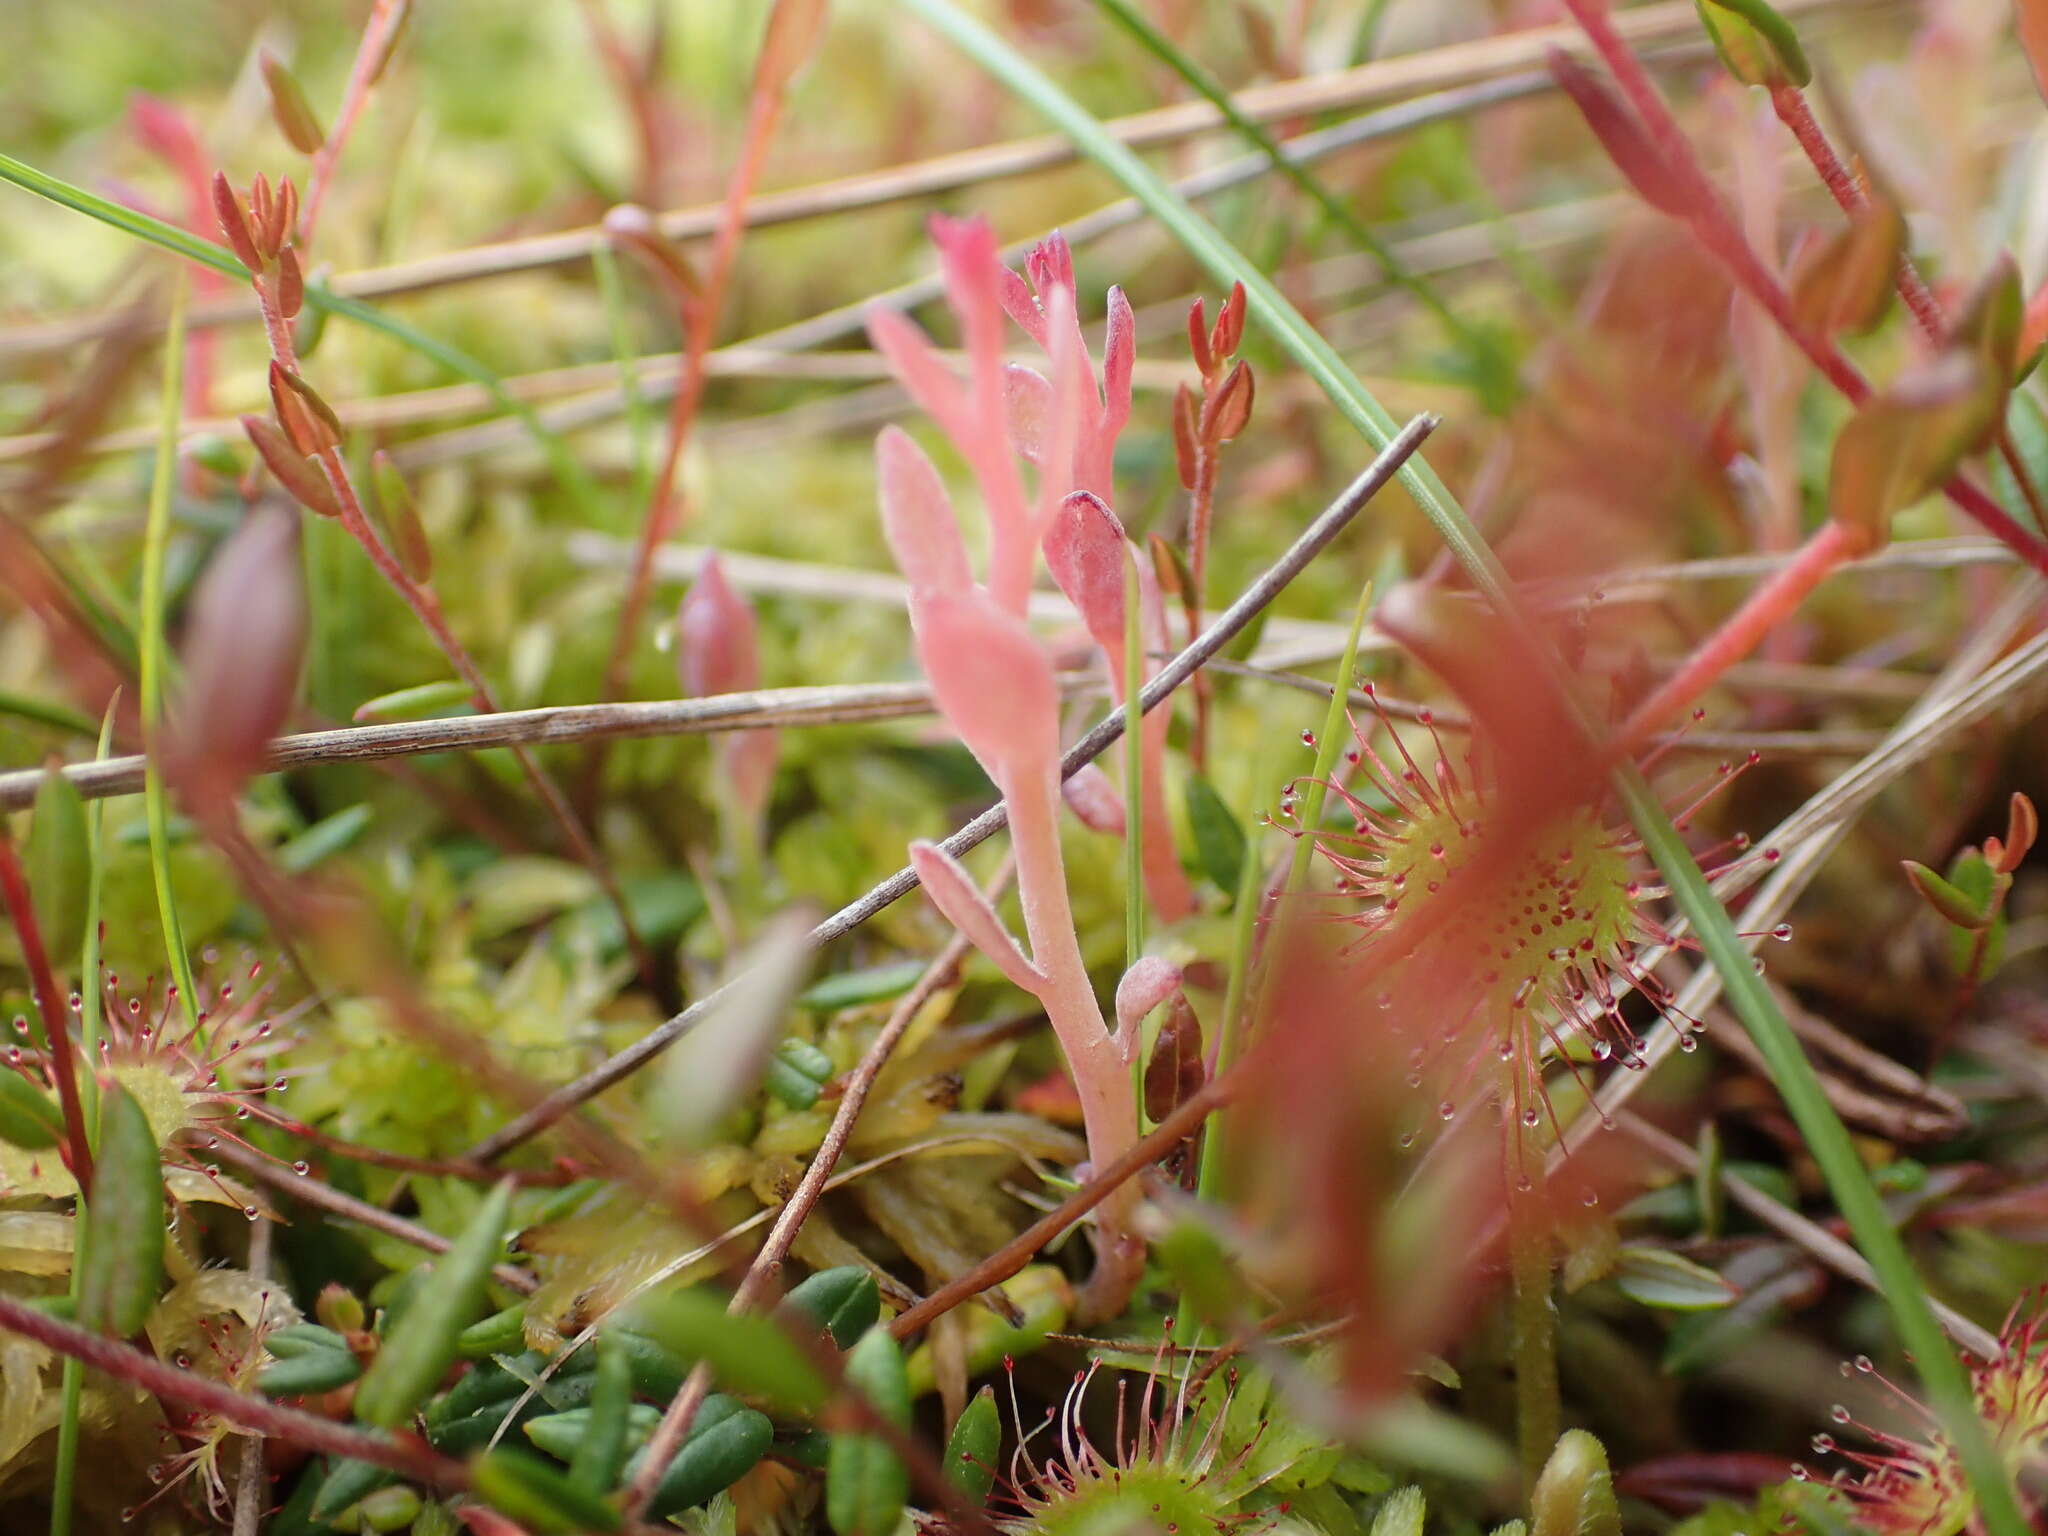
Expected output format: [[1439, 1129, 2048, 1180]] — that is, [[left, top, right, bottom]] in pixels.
[[0, 152, 603, 521], [1087, 0, 1514, 406], [894, 6, 2028, 1530], [139, 279, 201, 1033], [1284, 583, 1372, 895], [49, 702, 115, 1536]]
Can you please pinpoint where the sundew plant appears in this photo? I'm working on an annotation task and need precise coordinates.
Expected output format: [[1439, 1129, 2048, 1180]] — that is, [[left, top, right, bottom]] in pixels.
[[1, 0, 2048, 1533]]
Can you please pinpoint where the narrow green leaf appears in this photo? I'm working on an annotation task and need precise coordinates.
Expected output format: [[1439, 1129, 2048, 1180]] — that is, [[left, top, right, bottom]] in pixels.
[[1696, 0, 1812, 86], [1901, 858, 1993, 930], [944, 1386, 1000, 1507], [258, 1347, 365, 1397], [469, 1447, 622, 1534], [568, 1335, 634, 1494], [276, 803, 375, 875], [1184, 772, 1247, 896], [614, 1289, 828, 1411], [636, 1397, 774, 1519], [310, 1457, 397, 1524], [76, 1084, 163, 1337], [764, 1037, 836, 1110], [0, 1074, 64, 1151], [27, 768, 89, 961], [353, 1178, 513, 1428], [1612, 1247, 1739, 1311], [352, 679, 475, 723], [778, 1266, 881, 1350], [798, 960, 927, 1012], [455, 1302, 528, 1360], [826, 1330, 911, 1536]]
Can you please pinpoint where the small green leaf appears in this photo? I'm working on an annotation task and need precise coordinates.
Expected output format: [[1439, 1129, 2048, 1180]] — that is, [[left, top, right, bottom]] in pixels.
[[276, 804, 374, 874], [1696, 0, 1812, 86], [1790, 200, 1903, 337], [351, 679, 474, 723], [259, 50, 328, 154], [568, 1335, 634, 1493], [1902, 859, 1993, 930], [798, 960, 927, 1013], [764, 1037, 836, 1109], [1530, 1430, 1622, 1536], [779, 1267, 880, 1349], [259, 1347, 363, 1398], [267, 1322, 354, 1358], [637, 1396, 774, 1518], [615, 1289, 828, 1411], [827, 1330, 911, 1536], [469, 1447, 622, 1533], [1371, 1486, 1427, 1536], [1185, 772, 1247, 895], [0, 1072, 64, 1151], [310, 1457, 396, 1525], [455, 1302, 528, 1360], [944, 1386, 1000, 1507], [353, 1178, 512, 1428], [524, 1402, 661, 1463], [1612, 1247, 1739, 1311], [77, 1083, 164, 1337], [29, 766, 90, 961], [1829, 350, 2003, 549]]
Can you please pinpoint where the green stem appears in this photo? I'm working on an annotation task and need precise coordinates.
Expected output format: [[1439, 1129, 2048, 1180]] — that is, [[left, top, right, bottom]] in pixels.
[[139, 279, 201, 1034], [1508, 1121, 1559, 1494], [896, 6, 2026, 1529], [1125, 551, 1147, 1121], [1285, 583, 1373, 894]]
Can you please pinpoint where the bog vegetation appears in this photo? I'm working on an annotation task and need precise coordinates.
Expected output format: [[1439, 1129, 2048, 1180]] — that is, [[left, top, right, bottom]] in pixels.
[[2, 0, 2048, 1533]]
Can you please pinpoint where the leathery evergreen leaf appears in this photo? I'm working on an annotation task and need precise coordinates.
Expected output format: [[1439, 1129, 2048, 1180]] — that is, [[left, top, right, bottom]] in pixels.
[[353, 1178, 513, 1428], [76, 1083, 163, 1337]]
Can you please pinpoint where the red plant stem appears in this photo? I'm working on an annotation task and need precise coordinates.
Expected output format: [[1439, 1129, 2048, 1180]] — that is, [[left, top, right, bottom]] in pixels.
[[596, 29, 796, 720], [1766, 83, 2048, 533], [0, 1291, 466, 1489], [1614, 520, 1855, 755], [301, 0, 409, 247], [0, 833, 95, 1188], [1560, 0, 2048, 580]]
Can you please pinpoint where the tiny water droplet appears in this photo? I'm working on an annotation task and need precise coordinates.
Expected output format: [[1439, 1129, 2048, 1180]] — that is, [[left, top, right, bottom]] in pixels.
[[1812, 1434, 1836, 1454], [1437, 1100, 1455, 1122], [1301, 730, 1316, 748], [1831, 1404, 1852, 1423], [292, 1160, 310, 1176], [1772, 924, 1793, 941]]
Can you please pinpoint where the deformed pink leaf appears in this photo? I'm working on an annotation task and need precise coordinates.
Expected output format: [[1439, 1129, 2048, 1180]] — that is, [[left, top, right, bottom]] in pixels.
[[1100, 287, 1135, 444], [1062, 763, 1125, 835], [1115, 956, 1182, 1044], [755, 0, 830, 99], [723, 726, 781, 821], [909, 588, 1061, 782], [867, 307, 968, 441], [910, 840, 1044, 993], [677, 554, 762, 699], [876, 427, 970, 594]]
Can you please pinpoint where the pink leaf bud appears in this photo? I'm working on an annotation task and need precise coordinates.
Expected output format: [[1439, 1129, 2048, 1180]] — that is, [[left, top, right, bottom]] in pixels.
[[910, 841, 1044, 993], [676, 555, 762, 700], [1042, 491, 1128, 657], [1002, 364, 1054, 466], [1061, 763, 1125, 835]]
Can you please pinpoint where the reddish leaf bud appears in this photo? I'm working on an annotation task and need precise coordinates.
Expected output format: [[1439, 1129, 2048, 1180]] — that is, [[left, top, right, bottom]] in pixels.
[[1789, 200, 1903, 337], [1204, 359, 1255, 444], [260, 50, 328, 155], [1999, 793, 2038, 874], [267, 177, 299, 260], [274, 243, 305, 321], [267, 362, 342, 456], [1901, 859, 1994, 930], [1185, 297, 1212, 378], [1211, 281, 1247, 361], [171, 508, 307, 811], [211, 172, 261, 271], [241, 415, 341, 519], [1061, 763, 1125, 835]]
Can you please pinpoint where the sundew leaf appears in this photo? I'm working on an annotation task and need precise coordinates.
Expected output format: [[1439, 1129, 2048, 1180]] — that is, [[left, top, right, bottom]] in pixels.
[[75, 1084, 164, 1338], [353, 1178, 513, 1428]]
